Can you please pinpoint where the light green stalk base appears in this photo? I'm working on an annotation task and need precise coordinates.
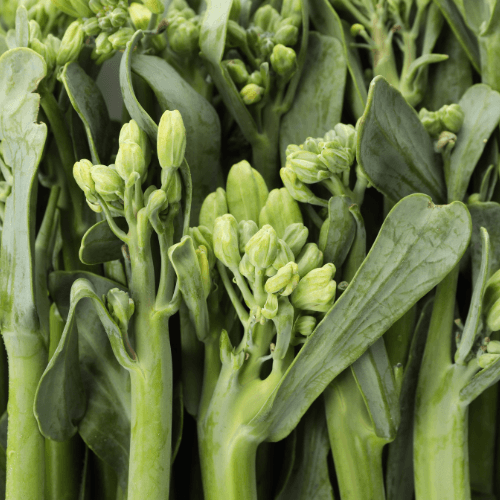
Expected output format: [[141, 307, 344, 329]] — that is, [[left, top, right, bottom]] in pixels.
[[324, 370, 386, 500], [4, 332, 46, 500]]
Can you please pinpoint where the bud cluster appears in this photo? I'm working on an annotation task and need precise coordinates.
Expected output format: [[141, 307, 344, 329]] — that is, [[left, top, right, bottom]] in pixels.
[[419, 103, 465, 137], [166, 0, 202, 56]]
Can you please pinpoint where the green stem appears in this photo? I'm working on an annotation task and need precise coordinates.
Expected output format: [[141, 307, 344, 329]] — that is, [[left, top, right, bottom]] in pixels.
[[3, 331, 46, 500], [324, 369, 386, 500], [198, 335, 222, 423]]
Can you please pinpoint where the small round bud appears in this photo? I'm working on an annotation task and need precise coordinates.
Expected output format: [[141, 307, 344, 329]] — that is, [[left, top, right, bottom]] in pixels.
[[280, 0, 302, 27], [109, 27, 134, 49], [259, 188, 303, 238], [265, 261, 299, 296], [253, 5, 281, 32], [487, 340, 500, 354], [69, 0, 94, 17], [282, 223, 308, 256], [287, 150, 330, 184], [350, 23, 365, 37], [245, 224, 278, 269], [478, 353, 500, 369], [319, 147, 353, 174], [226, 20, 247, 48], [95, 32, 113, 55], [270, 44, 297, 78], [435, 131, 457, 153], [110, 7, 128, 27], [129, 2, 151, 30], [199, 188, 228, 231], [168, 20, 199, 54], [74, 159, 97, 202], [83, 17, 100, 36], [294, 315, 316, 336], [332, 123, 357, 150], [119, 120, 151, 167], [91, 165, 125, 201], [238, 220, 259, 253], [145, 189, 169, 217], [224, 59, 249, 86], [272, 239, 295, 270], [157, 110, 187, 170], [213, 214, 241, 269], [302, 137, 321, 154], [247, 70, 263, 86], [107, 288, 134, 332], [57, 20, 85, 66], [296, 243, 323, 277], [240, 83, 265, 105], [439, 103, 465, 133], [30, 38, 49, 64], [419, 108, 442, 137], [143, 0, 165, 14], [115, 140, 147, 182], [274, 24, 298, 46], [280, 167, 319, 204], [259, 37, 275, 57], [291, 263, 336, 312], [89, 0, 104, 13]]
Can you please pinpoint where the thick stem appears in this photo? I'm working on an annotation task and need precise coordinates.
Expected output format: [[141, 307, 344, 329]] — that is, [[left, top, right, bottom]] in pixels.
[[3, 332, 47, 500], [324, 369, 386, 500]]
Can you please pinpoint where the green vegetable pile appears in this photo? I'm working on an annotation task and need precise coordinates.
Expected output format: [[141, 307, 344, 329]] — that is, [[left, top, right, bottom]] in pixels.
[[0, 0, 499, 499]]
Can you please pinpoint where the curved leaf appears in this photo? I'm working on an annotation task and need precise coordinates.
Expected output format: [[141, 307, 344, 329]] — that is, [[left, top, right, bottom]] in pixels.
[[357, 76, 446, 203], [79, 218, 128, 265], [280, 32, 347, 166], [271, 298, 294, 360], [252, 194, 471, 441], [60, 62, 111, 165]]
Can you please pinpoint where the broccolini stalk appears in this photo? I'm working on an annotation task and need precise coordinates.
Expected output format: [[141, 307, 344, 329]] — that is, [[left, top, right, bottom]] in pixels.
[[73, 111, 190, 499]]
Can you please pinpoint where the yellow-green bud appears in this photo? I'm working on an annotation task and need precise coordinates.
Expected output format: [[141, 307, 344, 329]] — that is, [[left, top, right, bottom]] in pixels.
[[83, 17, 100, 36], [30, 38, 49, 63], [282, 223, 308, 256], [319, 147, 353, 174], [165, 169, 182, 204], [240, 83, 264, 105], [119, 120, 151, 167], [291, 263, 336, 312], [285, 143, 301, 156], [419, 108, 441, 137], [302, 137, 322, 154], [145, 189, 169, 216], [259, 37, 275, 57], [238, 220, 259, 253], [287, 150, 330, 183], [265, 261, 299, 296], [74, 159, 97, 202], [247, 71, 263, 86], [28, 20, 42, 43], [487, 340, 500, 354], [272, 239, 294, 270], [270, 44, 297, 78], [296, 243, 323, 277], [478, 353, 500, 369], [435, 131, 457, 153], [213, 214, 241, 269], [110, 7, 128, 27], [262, 293, 278, 320], [91, 165, 125, 201], [107, 288, 134, 332], [226, 160, 269, 223], [157, 110, 187, 170], [224, 59, 249, 86], [331, 123, 357, 150], [70, 0, 95, 17], [189, 226, 215, 268], [57, 20, 84, 66], [229, 0, 241, 21], [129, 2, 151, 30], [45, 35, 61, 64], [439, 103, 464, 133], [239, 253, 255, 282], [253, 5, 281, 32], [294, 315, 316, 336], [109, 27, 134, 49], [169, 21, 199, 54], [280, 167, 319, 204], [226, 20, 247, 48], [95, 32, 113, 56], [350, 23, 365, 37], [89, 0, 104, 14], [143, 0, 164, 14], [259, 188, 303, 238], [280, 0, 302, 27], [115, 140, 147, 181], [274, 24, 298, 46], [245, 224, 278, 269], [199, 188, 228, 231], [98, 15, 113, 31]]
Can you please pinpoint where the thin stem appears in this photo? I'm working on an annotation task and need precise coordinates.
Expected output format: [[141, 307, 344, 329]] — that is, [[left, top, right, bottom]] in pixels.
[[98, 195, 129, 243], [217, 262, 249, 325], [233, 268, 257, 309], [305, 205, 324, 229]]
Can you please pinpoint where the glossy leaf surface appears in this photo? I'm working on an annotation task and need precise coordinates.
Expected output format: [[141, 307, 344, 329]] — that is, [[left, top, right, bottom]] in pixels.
[[79, 218, 128, 265]]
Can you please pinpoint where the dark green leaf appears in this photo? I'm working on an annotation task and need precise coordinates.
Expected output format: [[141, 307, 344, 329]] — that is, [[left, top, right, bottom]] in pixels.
[[460, 357, 500, 405], [357, 76, 446, 203], [79, 218, 128, 265], [252, 194, 471, 441]]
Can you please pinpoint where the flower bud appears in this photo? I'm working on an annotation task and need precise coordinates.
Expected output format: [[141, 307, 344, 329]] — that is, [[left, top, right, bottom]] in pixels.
[[169, 21, 199, 54], [280, 0, 302, 27], [245, 224, 278, 269], [119, 120, 151, 167], [226, 160, 269, 223], [74, 159, 97, 202], [107, 288, 135, 332], [199, 188, 228, 231], [302, 137, 321, 154], [110, 7, 128, 27], [319, 147, 353, 174], [71, 0, 95, 16], [419, 108, 441, 137], [213, 214, 241, 269], [262, 293, 278, 320], [285, 143, 301, 156], [30, 38, 49, 64], [274, 24, 298, 46], [265, 261, 299, 296], [196, 245, 212, 299], [129, 2, 151, 30], [240, 83, 264, 105], [91, 165, 125, 201], [435, 131, 457, 153], [272, 239, 294, 270], [89, 0, 104, 14], [95, 32, 113, 56], [439, 103, 464, 133], [333, 123, 357, 149], [190, 226, 215, 268], [287, 150, 330, 184], [259, 188, 303, 238], [350, 23, 365, 37], [239, 253, 255, 282], [226, 20, 247, 48], [280, 167, 320, 204], [145, 188, 169, 215], [224, 59, 249, 86], [115, 140, 147, 182], [238, 220, 259, 253], [282, 223, 308, 256], [253, 5, 281, 32], [296, 243, 323, 277], [246, 25, 263, 54], [98, 15, 113, 31], [57, 20, 84, 66], [109, 27, 134, 49], [45, 35, 61, 65], [143, 0, 165, 14], [157, 110, 187, 170], [83, 17, 100, 36], [294, 315, 316, 336], [270, 44, 297, 78], [478, 353, 500, 370], [291, 263, 336, 312], [166, 169, 182, 204], [487, 340, 500, 354], [247, 71, 263, 86]]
